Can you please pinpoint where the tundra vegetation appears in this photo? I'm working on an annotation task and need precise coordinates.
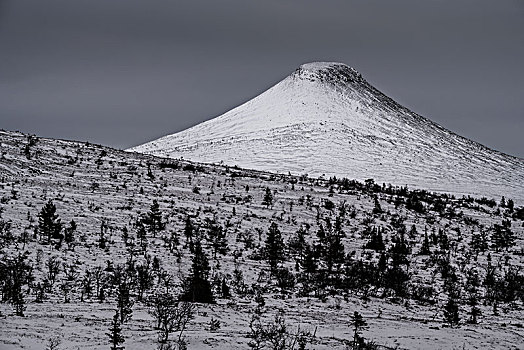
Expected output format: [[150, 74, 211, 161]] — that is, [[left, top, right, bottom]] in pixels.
[[0, 130, 523, 349]]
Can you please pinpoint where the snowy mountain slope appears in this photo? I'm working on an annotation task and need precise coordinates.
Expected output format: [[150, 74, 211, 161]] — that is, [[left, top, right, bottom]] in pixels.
[[129, 62, 524, 203]]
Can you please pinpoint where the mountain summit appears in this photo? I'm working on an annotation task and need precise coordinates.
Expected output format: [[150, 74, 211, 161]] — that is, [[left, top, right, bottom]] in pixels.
[[128, 62, 524, 202]]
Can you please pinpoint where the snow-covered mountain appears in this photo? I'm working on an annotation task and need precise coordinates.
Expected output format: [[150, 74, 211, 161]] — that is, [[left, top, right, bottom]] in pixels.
[[129, 62, 524, 203]]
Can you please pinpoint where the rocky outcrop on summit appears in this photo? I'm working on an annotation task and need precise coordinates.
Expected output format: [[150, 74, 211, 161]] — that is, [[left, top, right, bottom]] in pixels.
[[129, 62, 524, 203]]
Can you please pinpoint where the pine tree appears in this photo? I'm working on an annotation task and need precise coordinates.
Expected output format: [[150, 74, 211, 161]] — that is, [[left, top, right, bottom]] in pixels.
[[365, 227, 385, 251], [117, 280, 134, 324], [326, 229, 345, 274], [467, 293, 481, 324], [38, 200, 62, 244], [64, 219, 76, 246], [262, 187, 273, 208], [288, 227, 307, 265], [372, 195, 382, 214], [443, 285, 460, 327], [180, 240, 214, 303], [143, 200, 165, 237], [349, 311, 368, 348], [207, 221, 228, 258], [265, 222, 285, 273], [136, 221, 148, 252], [419, 227, 431, 255], [107, 310, 125, 350], [183, 216, 194, 249], [491, 219, 515, 251]]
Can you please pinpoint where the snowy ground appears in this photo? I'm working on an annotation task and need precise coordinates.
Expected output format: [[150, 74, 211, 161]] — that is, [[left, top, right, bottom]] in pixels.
[[0, 130, 523, 349]]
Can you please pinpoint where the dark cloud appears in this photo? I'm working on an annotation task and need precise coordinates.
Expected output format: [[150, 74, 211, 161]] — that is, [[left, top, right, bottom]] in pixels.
[[0, 0, 523, 157]]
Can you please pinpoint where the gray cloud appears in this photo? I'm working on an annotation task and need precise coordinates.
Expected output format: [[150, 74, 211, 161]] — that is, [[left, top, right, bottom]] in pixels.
[[0, 0, 523, 157]]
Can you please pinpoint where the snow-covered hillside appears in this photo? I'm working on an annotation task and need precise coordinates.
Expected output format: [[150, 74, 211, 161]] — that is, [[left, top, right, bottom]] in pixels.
[[1, 129, 524, 350], [129, 62, 524, 204]]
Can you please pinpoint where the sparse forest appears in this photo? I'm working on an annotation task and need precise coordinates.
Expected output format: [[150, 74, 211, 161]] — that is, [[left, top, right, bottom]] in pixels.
[[0, 130, 523, 349]]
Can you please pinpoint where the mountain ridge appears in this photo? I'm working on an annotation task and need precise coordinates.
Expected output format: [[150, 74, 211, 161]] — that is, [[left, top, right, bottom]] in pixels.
[[129, 62, 524, 203]]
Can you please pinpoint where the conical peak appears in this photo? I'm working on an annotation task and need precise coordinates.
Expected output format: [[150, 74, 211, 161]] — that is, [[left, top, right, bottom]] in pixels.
[[293, 62, 364, 86]]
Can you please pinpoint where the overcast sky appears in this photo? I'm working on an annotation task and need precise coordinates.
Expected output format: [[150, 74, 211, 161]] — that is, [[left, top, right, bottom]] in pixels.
[[1, 0, 523, 157]]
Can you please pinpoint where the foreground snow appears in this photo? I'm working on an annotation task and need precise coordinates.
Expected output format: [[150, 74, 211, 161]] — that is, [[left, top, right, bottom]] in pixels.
[[1, 130, 523, 350]]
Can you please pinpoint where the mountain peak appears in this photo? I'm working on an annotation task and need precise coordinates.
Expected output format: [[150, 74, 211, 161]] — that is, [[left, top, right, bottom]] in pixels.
[[128, 62, 524, 203], [294, 61, 364, 86]]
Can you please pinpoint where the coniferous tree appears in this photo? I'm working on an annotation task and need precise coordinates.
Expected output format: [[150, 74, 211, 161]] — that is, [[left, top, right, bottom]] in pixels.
[[262, 187, 273, 208], [349, 311, 368, 348], [419, 227, 431, 255], [64, 219, 76, 247], [117, 280, 134, 324], [1, 252, 33, 316], [491, 219, 515, 251], [467, 292, 481, 324], [207, 221, 228, 258], [443, 284, 461, 327], [180, 240, 214, 303], [220, 278, 231, 298], [265, 222, 285, 273], [99, 221, 108, 249], [143, 200, 165, 237], [372, 195, 382, 214], [325, 228, 345, 274], [389, 231, 410, 266], [107, 310, 125, 350], [288, 227, 307, 266], [135, 221, 147, 252], [183, 216, 195, 249], [136, 263, 153, 302], [365, 227, 385, 251], [408, 224, 418, 239], [38, 200, 62, 244]]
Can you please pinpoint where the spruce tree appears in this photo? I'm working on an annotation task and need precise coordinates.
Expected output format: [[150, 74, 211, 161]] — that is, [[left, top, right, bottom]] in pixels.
[[183, 216, 195, 249], [136, 221, 148, 252], [349, 311, 368, 347], [262, 187, 273, 208], [491, 219, 515, 251], [372, 195, 382, 214], [180, 240, 214, 303], [365, 227, 385, 251], [107, 310, 125, 350], [443, 285, 461, 327], [326, 229, 345, 274], [117, 280, 134, 324], [265, 222, 285, 273], [64, 219, 76, 246], [143, 200, 165, 237], [207, 221, 227, 258], [38, 200, 62, 244], [419, 227, 431, 255]]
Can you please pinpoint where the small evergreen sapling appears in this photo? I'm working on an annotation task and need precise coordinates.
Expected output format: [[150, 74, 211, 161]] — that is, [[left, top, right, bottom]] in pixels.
[[350, 311, 368, 348], [107, 310, 125, 350]]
